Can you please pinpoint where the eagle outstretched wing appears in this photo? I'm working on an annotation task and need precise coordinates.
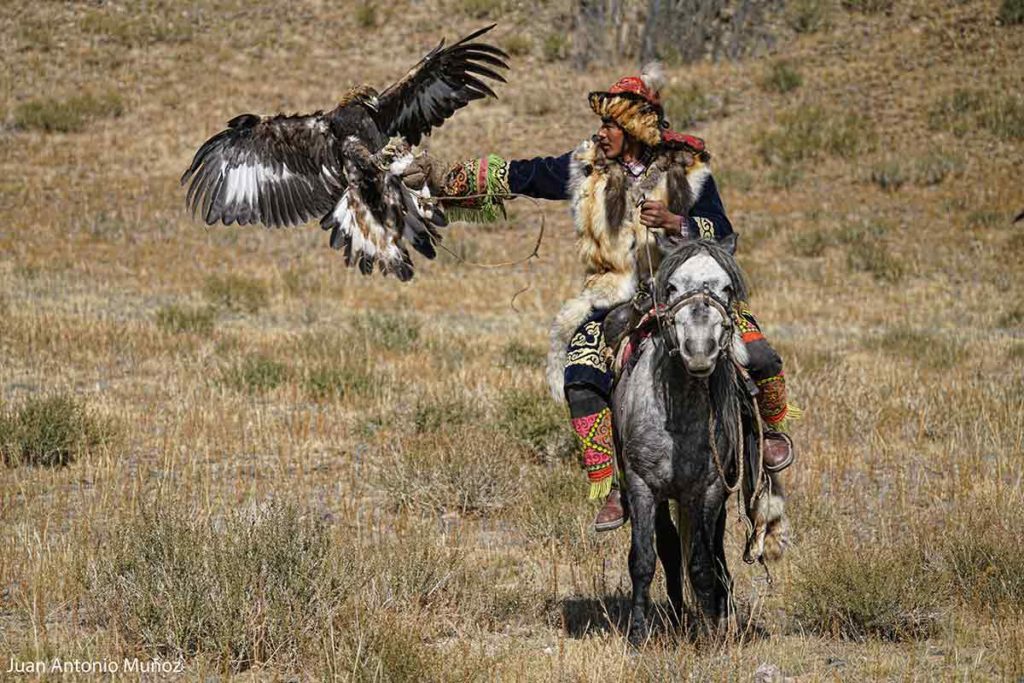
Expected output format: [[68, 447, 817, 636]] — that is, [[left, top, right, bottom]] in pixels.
[[375, 24, 509, 146], [181, 112, 345, 227], [181, 25, 509, 280]]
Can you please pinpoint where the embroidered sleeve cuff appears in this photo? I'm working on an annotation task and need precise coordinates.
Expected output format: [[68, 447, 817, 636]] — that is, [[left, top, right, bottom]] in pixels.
[[688, 215, 717, 240], [439, 154, 511, 223]]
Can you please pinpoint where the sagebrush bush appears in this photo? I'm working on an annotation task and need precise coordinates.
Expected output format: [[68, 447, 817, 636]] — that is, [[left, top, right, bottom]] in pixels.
[[351, 311, 420, 352], [663, 82, 715, 128], [869, 159, 907, 192], [155, 304, 216, 335], [412, 395, 477, 432], [787, 0, 833, 33], [910, 150, 963, 186], [503, 34, 531, 56], [999, 0, 1024, 25], [938, 510, 1024, 608], [14, 91, 124, 133], [88, 501, 338, 670], [499, 388, 573, 461], [203, 274, 269, 313], [758, 105, 872, 164], [930, 89, 1024, 140], [789, 229, 834, 257], [761, 60, 803, 93], [0, 394, 111, 467], [790, 540, 944, 641], [542, 33, 567, 62], [842, 0, 893, 12], [376, 427, 521, 514], [500, 340, 545, 368], [460, 0, 503, 18], [846, 242, 905, 283], [355, 1, 377, 27], [303, 362, 379, 401], [222, 355, 290, 393], [521, 464, 594, 554], [865, 327, 965, 370]]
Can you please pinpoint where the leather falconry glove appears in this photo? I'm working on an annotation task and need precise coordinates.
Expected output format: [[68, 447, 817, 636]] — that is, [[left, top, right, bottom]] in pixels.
[[401, 152, 449, 194]]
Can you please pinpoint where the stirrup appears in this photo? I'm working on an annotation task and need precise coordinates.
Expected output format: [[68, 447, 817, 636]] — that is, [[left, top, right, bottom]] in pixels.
[[763, 431, 795, 473]]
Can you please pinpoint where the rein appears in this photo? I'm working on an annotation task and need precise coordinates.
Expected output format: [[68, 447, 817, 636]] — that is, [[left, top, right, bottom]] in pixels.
[[641, 235, 760, 543]]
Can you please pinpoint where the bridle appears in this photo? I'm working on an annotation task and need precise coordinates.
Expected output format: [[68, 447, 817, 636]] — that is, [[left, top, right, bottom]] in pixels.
[[653, 282, 735, 361]]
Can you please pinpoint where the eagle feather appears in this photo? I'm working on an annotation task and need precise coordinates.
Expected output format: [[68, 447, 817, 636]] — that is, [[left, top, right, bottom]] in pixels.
[[181, 25, 508, 279]]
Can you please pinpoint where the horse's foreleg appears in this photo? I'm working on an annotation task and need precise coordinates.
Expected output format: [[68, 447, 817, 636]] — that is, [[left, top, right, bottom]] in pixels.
[[654, 501, 683, 627], [687, 498, 733, 632], [627, 477, 657, 646]]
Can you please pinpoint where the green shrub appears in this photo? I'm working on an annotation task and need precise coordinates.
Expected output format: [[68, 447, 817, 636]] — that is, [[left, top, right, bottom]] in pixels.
[[376, 428, 520, 514], [758, 105, 872, 165], [155, 304, 216, 335], [999, 0, 1024, 24], [203, 274, 269, 313], [767, 164, 803, 189], [966, 210, 1002, 229], [351, 311, 420, 352], [663, 82, 716, 128], [355, 1, 377, 27], [88, 501, 336, 670], [910, 151, 963, 186], [222, 355, 290, 393], [499, 389, 572, 461], [13, 91, 124, 133], [865, 327, 965, 369], [789, 229, 835, 257], [713, 167, 755, 193], [787, 0, 833, 33], [939, 511, 1024, 607], [303, 363, 378, 401], [460, 0, 503, 18], [846, 242, 905, 283], [790, 540, 944, 641], [503, 34, 531, 56], [761, 60, 803, 94], [869, 159, 907, 192], [500, 340, 545, 368], [542, 33, 568, 62], [412, 395, 477, 432], [0, 395, 111, 467], [521, 464, 593, 552], [930, 89, 1024, 140], [841, 0, 893, 12]]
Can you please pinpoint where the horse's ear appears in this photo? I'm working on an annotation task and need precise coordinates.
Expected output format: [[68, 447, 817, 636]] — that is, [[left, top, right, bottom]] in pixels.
[[654, 230, 687, 256], [718, 233, 738, 255]]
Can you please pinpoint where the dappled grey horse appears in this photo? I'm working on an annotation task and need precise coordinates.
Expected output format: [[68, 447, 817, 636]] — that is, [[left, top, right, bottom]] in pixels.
[[611, 236, 784, 642]]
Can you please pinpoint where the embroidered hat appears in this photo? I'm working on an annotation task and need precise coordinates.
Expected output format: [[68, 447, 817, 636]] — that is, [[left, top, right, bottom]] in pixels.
[[588, 62, 667, 147]]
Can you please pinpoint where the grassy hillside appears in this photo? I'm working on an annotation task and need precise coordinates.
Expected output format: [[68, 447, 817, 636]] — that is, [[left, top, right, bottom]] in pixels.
[[1, 0, 1022, 678]]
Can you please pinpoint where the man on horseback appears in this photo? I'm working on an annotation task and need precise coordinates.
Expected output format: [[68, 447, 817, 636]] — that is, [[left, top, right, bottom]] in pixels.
[[404, 64, 798, 533]]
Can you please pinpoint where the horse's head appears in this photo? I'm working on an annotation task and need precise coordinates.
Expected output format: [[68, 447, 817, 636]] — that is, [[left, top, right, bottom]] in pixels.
[[655, 236, 748, 377]]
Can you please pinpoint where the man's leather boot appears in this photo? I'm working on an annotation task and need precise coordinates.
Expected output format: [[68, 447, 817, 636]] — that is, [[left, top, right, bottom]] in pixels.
[[594, 488, 627, 532]]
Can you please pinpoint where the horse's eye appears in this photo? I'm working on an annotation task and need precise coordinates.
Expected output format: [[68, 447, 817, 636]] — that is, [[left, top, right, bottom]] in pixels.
[[666, 284, 677, 297], [723, 285, 733, 297]]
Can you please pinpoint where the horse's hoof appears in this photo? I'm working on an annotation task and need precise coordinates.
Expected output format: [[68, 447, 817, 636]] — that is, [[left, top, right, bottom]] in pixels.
[[627, 622, 649, 649]]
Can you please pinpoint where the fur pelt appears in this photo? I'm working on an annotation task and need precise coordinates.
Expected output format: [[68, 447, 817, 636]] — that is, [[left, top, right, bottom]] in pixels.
[[546, 139, 712, 400]]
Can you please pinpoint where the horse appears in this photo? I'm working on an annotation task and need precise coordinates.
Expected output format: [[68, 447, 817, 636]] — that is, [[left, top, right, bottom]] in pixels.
[[610, 235, 786, 643]]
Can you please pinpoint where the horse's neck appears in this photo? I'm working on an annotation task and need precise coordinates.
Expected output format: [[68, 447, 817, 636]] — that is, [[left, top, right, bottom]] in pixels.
[[651, 339, 736, 418]]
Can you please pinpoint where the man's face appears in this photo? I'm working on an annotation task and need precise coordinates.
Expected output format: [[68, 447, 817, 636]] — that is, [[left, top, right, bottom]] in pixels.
[[596, 118, 625, 159]]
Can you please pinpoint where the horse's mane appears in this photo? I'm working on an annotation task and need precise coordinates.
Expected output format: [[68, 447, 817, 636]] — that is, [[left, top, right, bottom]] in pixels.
[[655, 239, 749, 303]]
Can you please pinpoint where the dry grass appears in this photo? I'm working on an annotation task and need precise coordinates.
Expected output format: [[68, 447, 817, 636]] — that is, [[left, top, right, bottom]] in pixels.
[[1, 0, 1022, 679]]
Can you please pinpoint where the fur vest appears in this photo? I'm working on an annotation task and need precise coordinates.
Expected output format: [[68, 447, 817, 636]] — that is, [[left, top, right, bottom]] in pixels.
[[546, 139, 711, 400]]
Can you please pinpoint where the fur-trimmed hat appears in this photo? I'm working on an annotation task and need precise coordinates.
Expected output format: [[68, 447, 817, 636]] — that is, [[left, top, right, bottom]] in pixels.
[[588, 62, 667, 147]]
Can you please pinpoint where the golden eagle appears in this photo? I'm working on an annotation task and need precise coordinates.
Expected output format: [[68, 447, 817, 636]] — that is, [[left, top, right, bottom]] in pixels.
[[181, 25, 508, 280]]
